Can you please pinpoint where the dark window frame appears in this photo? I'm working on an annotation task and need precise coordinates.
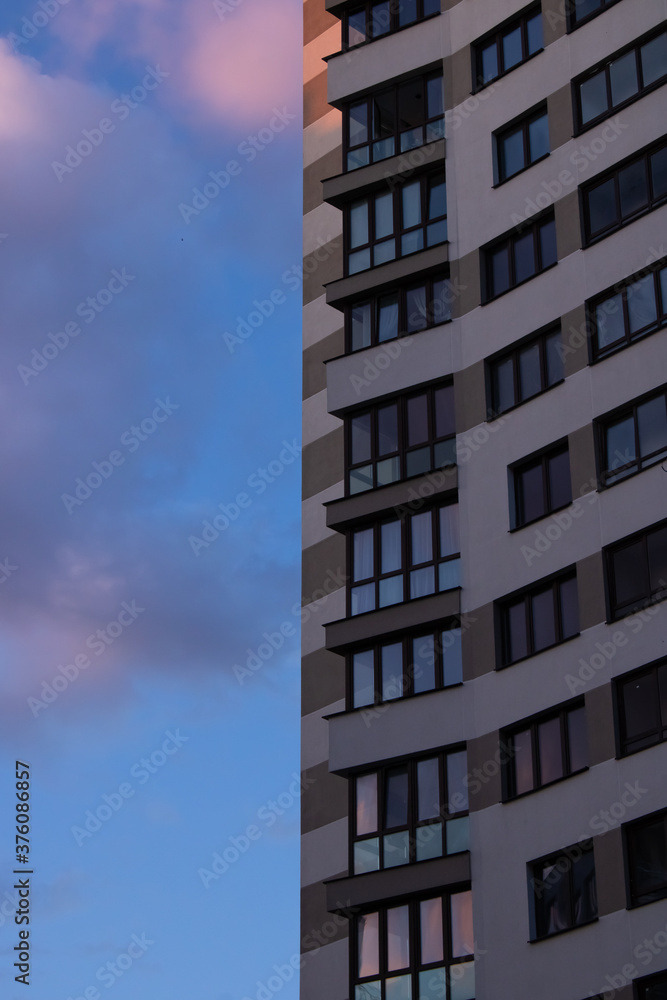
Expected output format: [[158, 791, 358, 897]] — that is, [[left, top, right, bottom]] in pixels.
[[596, 383, 667, 487], [472, 3, 544, 92], [615, 658, 667, 757], [573, 24, 667, 134], [347, 622, 463, 711], [605, 518, 667, 621], [588, 257, 667, 362], [581, 136, 667, 246], [625, 807, 667, 908], [510, 439, 572, 530], [528, 840, 598, 941], [497, 569, 579, 668], [567, 0, 624, 33], [482, 211, 557, 303], [494, 103, 550, 185], [346, 381, 456, 496], [346, 272, 453, 353], [343, 0, 441, 52], [486, 323, 564, 418], [502, 699, 588, 800], [634, 969, 667, 999]]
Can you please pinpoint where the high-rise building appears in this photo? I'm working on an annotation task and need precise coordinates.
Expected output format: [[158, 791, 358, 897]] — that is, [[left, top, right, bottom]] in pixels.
[[301, 2, 667, 998]]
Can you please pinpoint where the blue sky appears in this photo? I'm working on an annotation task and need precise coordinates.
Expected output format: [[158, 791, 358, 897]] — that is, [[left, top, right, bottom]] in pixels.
[[0, 1, 304, 997]]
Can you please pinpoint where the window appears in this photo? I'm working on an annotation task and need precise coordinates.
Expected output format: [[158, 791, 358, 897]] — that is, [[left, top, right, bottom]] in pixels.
[[495, 106, 549, 183], [345, 72, 445, 171], [488, 325, 563, 416], [350, 503, 460, 615], [344, 0, 441, 50], [605, 520, 667, 620], [510, 441, 572, 528], [349, 625, 463, 709], [503, 701, 587, 798], [582, 137, 667, 244], [617, 660, 667, 755], [499, 571, 579, 666], [636, 971, 667, 999], [346, 173, 447, 274], [473, 5, 543, 89], [352, 749, 469, 873], [626, 808, 667, 907], [347, 383, 455, 494], [597, 386, 667, 485], [353, 894, 475, 1000], [575, 27, 667, 131], [590, 259, 667, 360], [483, 213, 557, 301], [529, 842, 597, 940], [568, 0, 623, 31], [347, 274, 453, 352]]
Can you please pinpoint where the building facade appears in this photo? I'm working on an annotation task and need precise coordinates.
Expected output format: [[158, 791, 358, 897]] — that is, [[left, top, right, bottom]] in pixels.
[[301, 1, 667, 998]]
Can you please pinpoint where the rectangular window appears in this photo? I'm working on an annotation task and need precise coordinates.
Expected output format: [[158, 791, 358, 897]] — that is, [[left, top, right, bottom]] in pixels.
[[347, 383, 455, 494], [345, 72, 445, 171], [346, 173, 447, 275], [568, 0, 623, 31], [482, 212, 557, 301], [353, 895, 474, 1000], [511, 441, 572, 528], [616, 659, 667, 755], [499, 571, 579, 666], [597, 385, 667, 485], [503, 701, 587, 798], [582, 137, 667, 245], [605, 520, 667, 620], [344, 0, 440, 50], [575, 27, 667, 132], [495, 105, 549, 183], [349, 503, 461, 616], [487, 325, 563, 416], [347, 274, 453, 352], [636, 971, 667, 999], [352, 749, 469, 873], [626, 808, 667, 907], [349, 625, 463, 709], [590, 258, 667, 360], [473, 5, 544, 90], [529, 842, 597, 940]]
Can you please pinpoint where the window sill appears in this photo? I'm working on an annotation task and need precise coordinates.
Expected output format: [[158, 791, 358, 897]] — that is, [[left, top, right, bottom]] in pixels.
[[599, 451, 667, 491], [608, 589, 667, 625], [529, 916, 598, 943], [584, 196, 667, 249], [493, 151, 550, 190], [482, 260, 558, 306], [509, 498, 575, 534], [591, 320, 667, 365], [486, 378, 565, 422], [502, 766, 588, 804], [498, 631, 580, 671]]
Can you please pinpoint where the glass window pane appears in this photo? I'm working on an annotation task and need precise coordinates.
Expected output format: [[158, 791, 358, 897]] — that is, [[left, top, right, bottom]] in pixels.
[[627, 275, 659, 333], [493, 357, 515, 413], [650, 146, 667, 201], [351, 582, 375, 615], [349, 466, 373, 496], [518, 342, 542, 400], [545, 330, 564, 385], [587, 176, 617, 236], [398, 0, 417, 26], [539, 218, 558, 267], [567, 706, 588, 771], [438, 557, 460, 591], [356, 983, 381, 1000], [354, 838, 380, 874], [446, 815, 469, 854], [416, 824, 442, 863], [490, 244, 510, 296], [375, 191, 394, 240], [349, 248, 371, 274], [373, 88, 395, 140], [535, 859, 570, 936], [579, 70, 608, 124], [512, 728, 533, 794], [348, 146, 370, 171], [358, 911, 380, 977], [440, 504, 460, 557], [418, 758, 441, 820], [629, 817, 667, 903], [406, 284, 428, 332], [357, 772, 378, 834], [349, 101, 369, 146], [442, 628, 463, 686], [641, 33, 667, 87], [451, 890, 474, 958], [371, 1, 390, 37], [347, 9, 367, 47], [428, 178, 446, 219], [379, 574, 403, 607], [621, 671, 660, 744], [378, 293, 399, 342], [406, 446, 430, 478], [527, 12, 544, 54], [410, 565, 435, 599], [427, 74, 445, 120], [350, 199, 369, 247], [450, 962, 475, 1000], [424, 0, 440, 13], [376, 456, 400, 486], [385, 767, 409, 827], [402, 180, 422, 228], [596, 292, 625, 348], [434, 384, 455, 438], [572, 848, 597, 924], [529, 114, 550, 162], [420, 898, 444, 964], [648, 526, 667, 595], [385, 976, 411, 1000], [374, 238, 396, 268], [351, 412, 372, 464], [378, 404, 399, 456], [387, 905, 410, 971], [538, 716, 564, 785], [501, 127, 525, 179], [398, 78, 426, 131], [619, 159, 649, 218], [514, 230, 536, 283], [532, 587, 556, 651], [610, 50, 639, 106], [638, 395, 667, 458], [606, 415, 636, 475], [426, 219, 447, 246], [560, 575, 580, 638], [431, 278, 451, 325], [384, 832, 410, 869], [507, 600, 528, 662], [402, 229, 424, 255], [351, 301, 371, 351], [411, 511, 433, 564], [518, 461, 546, 524], [353, 649, 375, 708], [481, 42, 498, 85], [412, 634, 436, 693], [353, 528, 374, 581], [381, 520, 402, 574], [447, 750, 469, 813], [548, 448, 572, 510], [502, 26, 523, 70], [382, 642, 404, 700], [407, 394, 428, 446], [574, 0, 602, 18], [613, 539, 648, 609]]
